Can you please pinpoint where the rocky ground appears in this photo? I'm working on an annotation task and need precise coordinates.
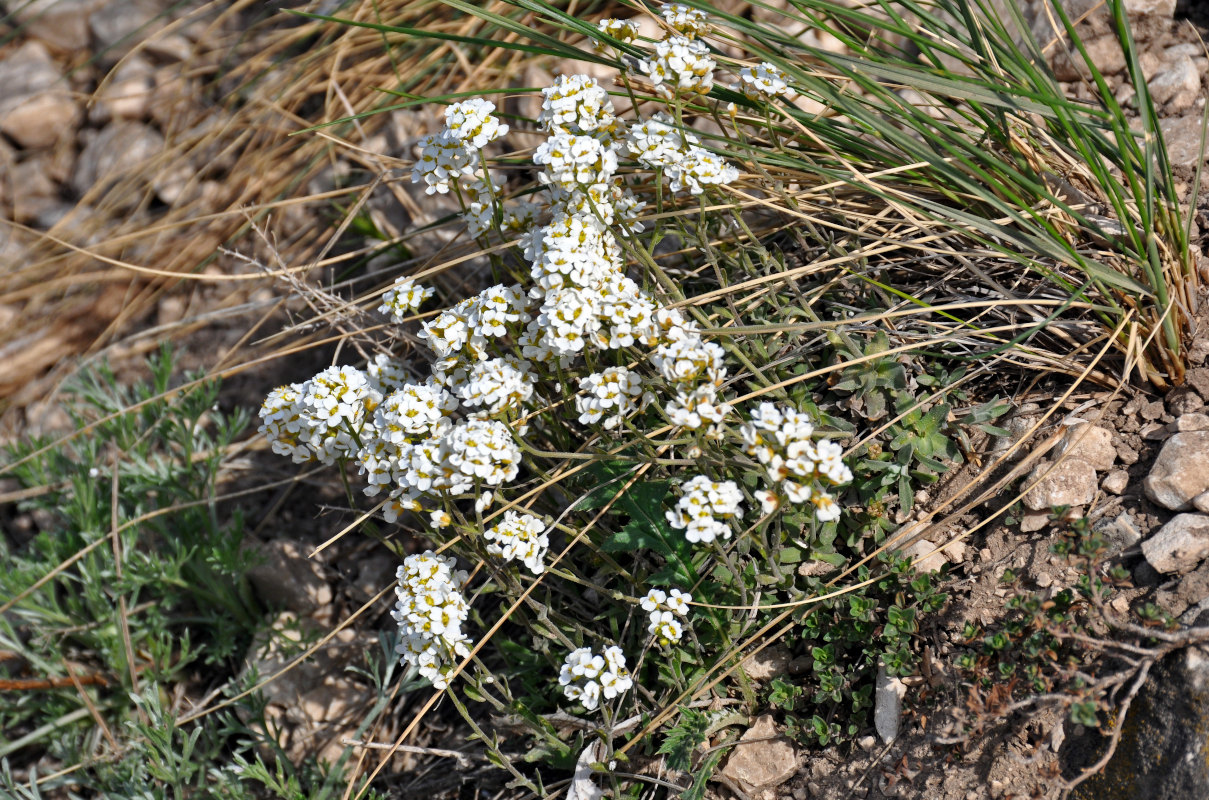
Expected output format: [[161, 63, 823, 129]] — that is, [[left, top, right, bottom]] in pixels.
[[3, 0, 1209, 798]]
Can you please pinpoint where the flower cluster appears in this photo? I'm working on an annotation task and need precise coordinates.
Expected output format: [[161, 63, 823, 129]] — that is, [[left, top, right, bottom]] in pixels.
[[379, 277, 434, 323], [258, 365, 377, 465], [559, 645, 633, 710], [443, 97, 509, 150], [662, 3, 710, 37], [640, 35, 715, 99], [595, 17, 639, 49], [575, 367, 648, 429], [738, 62, 790, 100], [666, 475, 745, 544], [628, 113, 738, 197], [740, 402, 852, 521], [641, 587, 692, 645], [392, 551, 472, 689], [483, 511, 550, 574]]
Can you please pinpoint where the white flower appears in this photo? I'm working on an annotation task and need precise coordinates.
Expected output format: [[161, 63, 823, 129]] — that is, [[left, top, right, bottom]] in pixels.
[[641, 588, 668, 613], [665, 384, 731, 432], [666, 475, 744, 544], [411, 131, 473, 195], [739, 61, 790, 100], [595, 17, 640, 49], [559, 645, 631, 710], [483, 511, 549, 574], [661, 3, 710, 37], [392, 551, 473, 689], [627, 112, 699, 168], [669, 146, 739, 195], [259, 383, 312, 463], [430, 510, 452, 529], [650, 333, 727, 388], [575, 366, 645, 429], [539, 74, 621, 140], [740, 401, 851, 522], [534, 132, 619, 190], [649, 612, 685, 645], [443, 98, 509, 149], [379, 277, 434, 322], [640, 35, 715, 99], [456, 356, 535, 415]]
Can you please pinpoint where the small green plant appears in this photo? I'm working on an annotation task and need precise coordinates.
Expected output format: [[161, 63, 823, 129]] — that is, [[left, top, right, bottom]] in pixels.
[[0, 347, 382, 797]]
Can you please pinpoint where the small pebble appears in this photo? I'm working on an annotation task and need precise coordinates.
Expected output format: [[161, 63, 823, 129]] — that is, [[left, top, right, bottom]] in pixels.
[[1103, 470, 1130, 495]]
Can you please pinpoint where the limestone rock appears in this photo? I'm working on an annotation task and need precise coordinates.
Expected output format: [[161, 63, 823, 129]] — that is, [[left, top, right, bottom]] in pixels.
[[72, 120, 164, 203], [1188, 368, 1209, 402], [90, 55, 155, 123], [1175, 413, 1209, 433], [875, 664, 906, 744], [1068, 643, 1209, 800], [1102, 470, 1130, 495], [1096, 511, 1143, 555], [1195, 492, 1209, 515], [1020, 511, 1052, 533], [1148, 56, 1202, 111], [1124, 0, 1175, 16], [1142, 514, 1209, 574], [1160, 116, 1209, 170], [1168, 387, 1205, 416], [1145, 431, 1209, 511], [89, 0, 166, 63], [720, 715, 799, 793], [0, 41, 80, 149], [247, 540, 332, 614], [9, 0, 107, 51], [1024, 458, 1098, 511], [1082, 36, 1126, 76], [740, 644, 792, 681], [1058, 423, 1116, 471], [903, 537, 964, 572]]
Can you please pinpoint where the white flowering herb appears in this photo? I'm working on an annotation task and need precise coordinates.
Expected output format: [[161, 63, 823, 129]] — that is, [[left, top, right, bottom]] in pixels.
[[666, 475, 745, 544], [392, 551, 473, 689], [661, 3, 710, 38], [739, 61, 790, 100], [443, 98, 508, 150], [379, 277, 434, 323], [558, 645, 633, 711], [483, 511, 549, 574], [640, 35, 715, 99], [641, 587, 693, 645], [740, 401, 853, 522]]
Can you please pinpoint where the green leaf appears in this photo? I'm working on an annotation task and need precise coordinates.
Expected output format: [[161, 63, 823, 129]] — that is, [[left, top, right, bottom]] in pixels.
[[657, 708, 712, 773]]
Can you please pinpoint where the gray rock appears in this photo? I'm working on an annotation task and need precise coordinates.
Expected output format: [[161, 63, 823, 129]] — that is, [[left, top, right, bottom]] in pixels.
[[1189, 369, 1209, 402], [1024, 458, 1098, 511], [247, 540, 332, 614], [1096, 511, 1143, 554], [90, 55, 155, 123], [1059, 423, 1116, 472], [1195, 492, 1209, 515], [740, 644, 792, 681], [1124, 0, 1175, 16], [72, 120, 164, 202], [1148, 56, 1202, 112], [0, 41, 79, 149], [89, 0, 166, 62], [10, 157, 61, 225], [1081, 36, 1126, 76], [874, 664, 906, 743], [1020, 510, 1052, 533], [1102, 469, 1130, 495], [720, 715, 799, 792], [1066, 644, 1209, 800], [1175, 413, 1209, 433], [9, 0, 107, 51], [1142, 400, 1166, 421], [1142, 513, 1209, 574], [1160, 116, 1208, 170], [1145, 431, 1209, 510], [1167, 387, 1205, 416]]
